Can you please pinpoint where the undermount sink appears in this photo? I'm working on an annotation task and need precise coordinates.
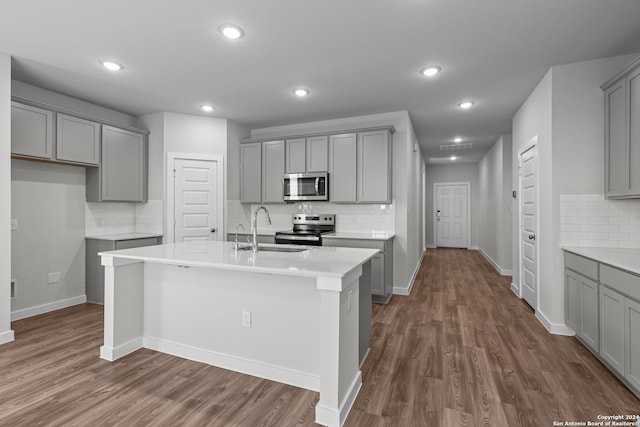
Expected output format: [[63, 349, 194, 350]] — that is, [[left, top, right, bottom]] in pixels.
[[257, 246, 307, 253], [236, 245, 307, 253]]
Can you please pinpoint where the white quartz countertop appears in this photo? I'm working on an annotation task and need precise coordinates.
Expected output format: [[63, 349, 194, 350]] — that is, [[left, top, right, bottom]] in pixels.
[[563, 246, 640, 276], [100, 241, 379, 279], [324, 232, 395, 240], [85, 232, 163, 241]]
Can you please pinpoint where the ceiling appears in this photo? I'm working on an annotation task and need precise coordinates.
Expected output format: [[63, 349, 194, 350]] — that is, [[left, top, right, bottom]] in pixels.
[[2, 0, 640, 163]]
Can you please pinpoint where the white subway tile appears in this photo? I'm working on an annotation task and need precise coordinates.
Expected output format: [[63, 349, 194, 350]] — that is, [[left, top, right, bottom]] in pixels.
[[598, 240, 620, 248], [597, 224, 619, 233]]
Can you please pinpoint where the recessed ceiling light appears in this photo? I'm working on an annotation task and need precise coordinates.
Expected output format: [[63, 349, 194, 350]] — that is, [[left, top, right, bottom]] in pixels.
[[293, 88, 310, 97], [219, 24, 244, 40], [420, 66, 441, 77], [450, 156, 457, 161], [452, 136, 464, 143], [458, 101, 475, 109], [99, 60, 123, 71], [200, 104, 215, 113]]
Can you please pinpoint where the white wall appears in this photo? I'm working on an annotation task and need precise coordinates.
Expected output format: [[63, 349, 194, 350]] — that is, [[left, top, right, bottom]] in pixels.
[[11, 160, 86, 315], [248, 111, 426, 292], [478, 134, 512, 274], [0, 52, 13, 344], [425, 163, 480, 248], [511, 53, 638, 332]]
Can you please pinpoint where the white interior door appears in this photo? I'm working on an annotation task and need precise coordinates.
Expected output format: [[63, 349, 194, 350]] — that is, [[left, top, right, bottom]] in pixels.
[[519, 146, 538, 310], [435, 183, 469, 248], [173, 158, 221, 243]]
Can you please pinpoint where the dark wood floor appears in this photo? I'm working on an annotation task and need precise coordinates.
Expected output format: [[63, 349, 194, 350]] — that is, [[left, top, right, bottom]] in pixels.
[[1, 248, 638, 426]]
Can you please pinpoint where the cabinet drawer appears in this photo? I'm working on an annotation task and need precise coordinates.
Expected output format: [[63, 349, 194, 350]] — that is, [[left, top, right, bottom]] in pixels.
[[564, 252, 598, 281], [322, 238, 384, 253], [115, 237, 159, 250], [600, 264, 640, 301]]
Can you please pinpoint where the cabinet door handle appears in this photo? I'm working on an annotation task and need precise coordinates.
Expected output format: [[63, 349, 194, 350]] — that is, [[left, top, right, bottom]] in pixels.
[[529, 234, 536, 240]]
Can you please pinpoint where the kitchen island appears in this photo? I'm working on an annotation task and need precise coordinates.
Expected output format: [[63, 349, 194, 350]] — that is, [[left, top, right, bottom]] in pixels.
[[98, 241, 378, 427]]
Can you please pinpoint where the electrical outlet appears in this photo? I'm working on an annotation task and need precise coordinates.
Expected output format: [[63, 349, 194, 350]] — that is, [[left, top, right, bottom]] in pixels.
[[47, 272, 61, 284], [11, 219, 18, 231], [242, 310, 252, 328], [347, 290, 353, 312]]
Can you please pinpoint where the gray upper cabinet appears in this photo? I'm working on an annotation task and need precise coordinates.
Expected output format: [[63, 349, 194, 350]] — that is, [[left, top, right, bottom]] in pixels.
[[56, 113, 100, 165], [329, 133, 357, 202], [286, 136, 328, 174], [602, 56, 640, 198], [306, 135, 328, 172], [285, 138, 306, 173], [86, 125, 147, 202], [357, 129, 392, 203], [262, 140, 285, 203], [240, 142, 262, 203], [11, 101, 54, 159]]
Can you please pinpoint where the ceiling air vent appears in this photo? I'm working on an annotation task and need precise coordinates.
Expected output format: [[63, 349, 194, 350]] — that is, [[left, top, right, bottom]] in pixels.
[[440, 143, 472, 151]]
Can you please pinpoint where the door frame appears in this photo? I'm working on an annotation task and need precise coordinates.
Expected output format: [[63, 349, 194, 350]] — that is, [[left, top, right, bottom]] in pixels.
[[166, 152, 225, 243], [433, 182, 471, 249], [516, 137, 539, 309]]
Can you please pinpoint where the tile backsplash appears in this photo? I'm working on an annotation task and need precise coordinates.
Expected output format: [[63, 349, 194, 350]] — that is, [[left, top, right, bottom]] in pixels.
[[226, 199, 395, 234], [561, 194, 640, 248], [85, 199, 163, 236]]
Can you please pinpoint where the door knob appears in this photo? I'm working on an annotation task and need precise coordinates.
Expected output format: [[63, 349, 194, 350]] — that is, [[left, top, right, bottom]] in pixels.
[[211, 228, 217, 233], [529, 234, 535, 240]]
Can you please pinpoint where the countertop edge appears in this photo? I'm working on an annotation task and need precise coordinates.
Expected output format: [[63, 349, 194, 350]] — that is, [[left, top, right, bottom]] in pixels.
[[86, 233, 164, 241], [562, 246, 640, 276]]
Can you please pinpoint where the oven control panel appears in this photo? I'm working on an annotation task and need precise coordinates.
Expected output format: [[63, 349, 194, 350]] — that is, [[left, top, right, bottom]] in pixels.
[[292, 214, 335, 225]]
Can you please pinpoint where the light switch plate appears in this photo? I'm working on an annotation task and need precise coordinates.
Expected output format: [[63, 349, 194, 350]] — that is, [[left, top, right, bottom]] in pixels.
[[11, 219, 18, 231], [48, 272, 61, 284]]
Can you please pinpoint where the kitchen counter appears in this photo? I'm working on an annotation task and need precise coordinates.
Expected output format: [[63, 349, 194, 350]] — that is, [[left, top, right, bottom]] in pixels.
[[325, 231, 395, 240], [562, 246, 640, 276], [99, 241, 377, 427], [86, 232, 163, 241]]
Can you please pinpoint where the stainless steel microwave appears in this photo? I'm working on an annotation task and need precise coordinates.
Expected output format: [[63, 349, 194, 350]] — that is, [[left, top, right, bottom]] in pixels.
[[283, 172, 329, 202]]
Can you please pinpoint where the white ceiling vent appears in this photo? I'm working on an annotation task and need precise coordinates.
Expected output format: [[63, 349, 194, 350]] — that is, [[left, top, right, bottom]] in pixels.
[[440, 143, 473, 151]]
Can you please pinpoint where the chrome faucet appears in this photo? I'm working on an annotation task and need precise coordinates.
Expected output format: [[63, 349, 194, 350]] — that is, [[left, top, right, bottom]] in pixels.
[[252, 206, 272, 253], [233, 223, 246, 252]]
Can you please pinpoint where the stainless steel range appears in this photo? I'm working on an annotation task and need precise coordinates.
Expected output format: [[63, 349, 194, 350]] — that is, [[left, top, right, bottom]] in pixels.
[[274, 214, 335, 246]]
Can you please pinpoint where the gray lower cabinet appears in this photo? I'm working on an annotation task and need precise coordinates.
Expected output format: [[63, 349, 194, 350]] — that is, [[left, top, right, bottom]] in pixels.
[[86, 236, 161, 303], [262, 140, 285, 203], [565, 268, 599, 352], [56, 113, 100, 165], [11, 101, 54, 159], [625, 297, 640, 390], [564, 249, 640, 398], [600, 285, 625, 373], [86, 125, 148, 202], [240, 142, 262, 203], [323, 236, 394, 303]]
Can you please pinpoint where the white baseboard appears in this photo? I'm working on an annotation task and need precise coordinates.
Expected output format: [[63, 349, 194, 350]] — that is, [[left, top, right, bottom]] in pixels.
[[468, 245, 479, 250], [100, 337, 144, 361], [393, 251, 425, 296], [535, 310, 575, 336], [143, 336, 320, 392], [478, 248, 513, 276], [11, 295, 87, 321], [315, 371, 362, 427], [0, 330, 15, 345], [511, 282, 520, 297]]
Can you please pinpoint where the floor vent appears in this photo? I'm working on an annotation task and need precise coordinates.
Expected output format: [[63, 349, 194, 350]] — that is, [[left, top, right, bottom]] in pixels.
[[440, 143, 473, 151], [10, 279, 16, 299]]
